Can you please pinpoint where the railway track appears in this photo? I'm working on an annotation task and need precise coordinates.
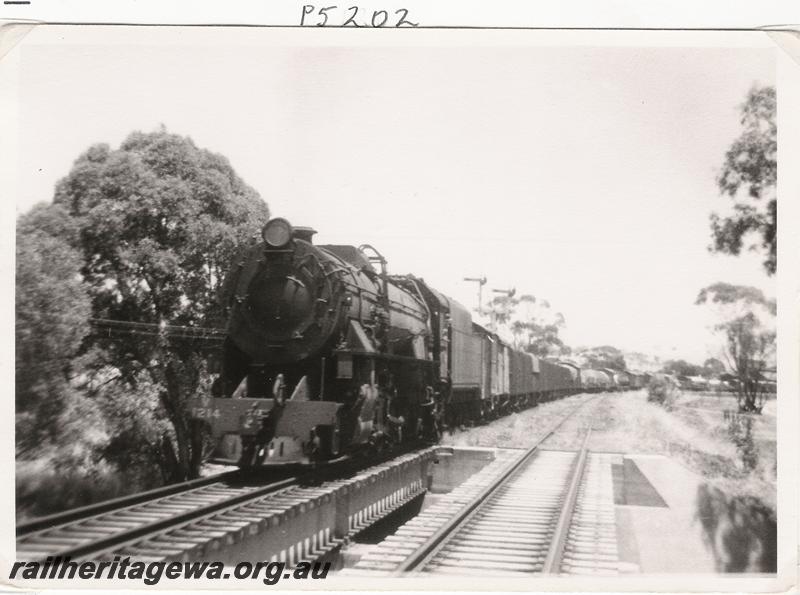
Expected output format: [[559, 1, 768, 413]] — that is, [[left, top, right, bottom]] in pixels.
[[397, 434, 601, 575], [16, 473, 298, 561], [344, 395, 623, 576], [16, 447, 436, 565], [17, 397, 618, 571], [17, 470, 243, 537]]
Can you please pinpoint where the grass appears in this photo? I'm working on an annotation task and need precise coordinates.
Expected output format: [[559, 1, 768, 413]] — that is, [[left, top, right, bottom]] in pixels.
[[440, 393, 597, 449], [442, 390, 777, 512]]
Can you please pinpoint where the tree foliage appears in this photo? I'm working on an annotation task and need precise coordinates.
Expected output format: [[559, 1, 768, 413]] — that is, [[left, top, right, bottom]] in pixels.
[[54, 130, 268, 327], [658, 358, 726, 380], [15, 228, 92, 455], [702, 357, 726, 378], [18, 128, 270, 486], [711, 85, 776, 275], [721, 313, 774, 413], [696, 283, 776, 413], [576, 345, 627, 371], [661, 359, 702, 378], [696, 282, 776, 315], [486, 293, 568, 357]]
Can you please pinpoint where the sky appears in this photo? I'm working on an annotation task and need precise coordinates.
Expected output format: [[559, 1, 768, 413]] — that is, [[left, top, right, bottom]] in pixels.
[[8, 27, 777, 365]]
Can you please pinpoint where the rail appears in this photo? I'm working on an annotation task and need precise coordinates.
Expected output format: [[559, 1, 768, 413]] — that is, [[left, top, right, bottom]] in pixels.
[[541, 429, 591, 573], [17, 470, 241, 537], [17, 448, 437, 565], [393, 396, 598, 573], [17, 476, 297, 561]]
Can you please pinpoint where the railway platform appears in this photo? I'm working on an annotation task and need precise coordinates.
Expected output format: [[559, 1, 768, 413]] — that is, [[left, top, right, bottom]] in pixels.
[[615, 453, 717, 573]]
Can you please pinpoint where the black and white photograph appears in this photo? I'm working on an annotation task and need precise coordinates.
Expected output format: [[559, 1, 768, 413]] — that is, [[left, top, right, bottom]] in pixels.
[[3, 22, 797, 592]]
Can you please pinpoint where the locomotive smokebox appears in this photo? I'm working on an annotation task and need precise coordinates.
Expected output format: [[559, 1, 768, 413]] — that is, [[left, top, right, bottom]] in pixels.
[[246, 272, 315, 339], [222, 218, 348, 366]]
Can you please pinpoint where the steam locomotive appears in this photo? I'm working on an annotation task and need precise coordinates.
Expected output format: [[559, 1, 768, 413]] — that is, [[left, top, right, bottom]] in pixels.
[[189, 217, 593, 468]]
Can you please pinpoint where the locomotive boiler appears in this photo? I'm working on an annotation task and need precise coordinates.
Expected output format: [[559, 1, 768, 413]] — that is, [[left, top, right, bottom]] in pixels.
[[190, 218, 444, 467]]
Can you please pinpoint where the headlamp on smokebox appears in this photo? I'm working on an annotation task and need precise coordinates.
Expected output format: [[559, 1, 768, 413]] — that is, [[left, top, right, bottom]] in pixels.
[[262, 218, 293, 249]]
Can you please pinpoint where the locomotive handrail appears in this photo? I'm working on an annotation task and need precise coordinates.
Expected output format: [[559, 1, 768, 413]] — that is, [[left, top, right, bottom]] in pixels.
[[357, 244, 388, 266]]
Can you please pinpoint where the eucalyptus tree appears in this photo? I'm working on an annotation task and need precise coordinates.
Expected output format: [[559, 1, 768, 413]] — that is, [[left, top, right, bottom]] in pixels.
[[43, 129, 270, 480], [711, 85, 776, 275]]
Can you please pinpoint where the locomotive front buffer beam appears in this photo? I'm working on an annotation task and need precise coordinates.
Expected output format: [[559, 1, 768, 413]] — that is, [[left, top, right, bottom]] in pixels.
[[189, 395, 343, 465]]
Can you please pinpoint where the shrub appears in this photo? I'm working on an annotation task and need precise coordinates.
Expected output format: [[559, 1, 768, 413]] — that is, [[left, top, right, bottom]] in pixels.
[[647, 375, 680, 408], [727, 414, 759, 471], [16, 459, 125, 521]]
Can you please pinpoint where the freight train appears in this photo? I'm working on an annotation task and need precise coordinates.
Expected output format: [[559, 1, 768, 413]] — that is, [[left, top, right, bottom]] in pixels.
[[189, 217, 628, 468]]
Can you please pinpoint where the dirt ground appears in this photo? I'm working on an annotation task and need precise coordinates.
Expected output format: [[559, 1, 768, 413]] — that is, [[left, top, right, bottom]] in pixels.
[[442, 390, 777, 511]]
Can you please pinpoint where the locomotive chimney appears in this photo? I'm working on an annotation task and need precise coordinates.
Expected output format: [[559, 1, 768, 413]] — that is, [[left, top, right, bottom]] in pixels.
[[293, 226, 317, 243]]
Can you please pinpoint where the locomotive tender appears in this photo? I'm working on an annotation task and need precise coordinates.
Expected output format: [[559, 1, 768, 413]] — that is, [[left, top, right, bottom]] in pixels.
[[189, 217, 593, 467]]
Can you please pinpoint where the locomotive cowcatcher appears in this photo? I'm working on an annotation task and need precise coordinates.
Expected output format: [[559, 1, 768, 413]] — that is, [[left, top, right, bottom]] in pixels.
[[189, 217, 449, 467]]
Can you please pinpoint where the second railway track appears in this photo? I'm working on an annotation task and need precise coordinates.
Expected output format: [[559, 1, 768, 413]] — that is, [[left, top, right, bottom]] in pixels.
[[404, 445, 590, 575], [345, 395, 625, 576]]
